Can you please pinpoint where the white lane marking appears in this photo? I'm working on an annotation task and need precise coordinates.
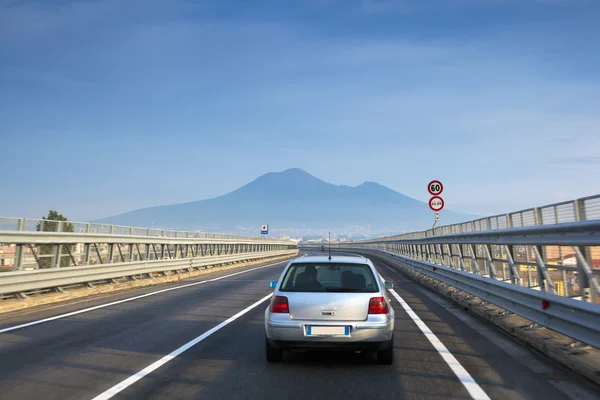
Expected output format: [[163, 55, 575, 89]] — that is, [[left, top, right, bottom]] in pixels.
[[91, 292, 273, 400], [379, 274, 489, 400], [387, 267, 600, 400], [0, 259, 290, 334], [415, 283, 554, 374], [389, 288, 490, 400]]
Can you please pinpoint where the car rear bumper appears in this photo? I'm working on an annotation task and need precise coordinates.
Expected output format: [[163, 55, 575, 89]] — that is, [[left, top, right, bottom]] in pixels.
[[265, 316, 394, 345], [268, 339, 390, 351]]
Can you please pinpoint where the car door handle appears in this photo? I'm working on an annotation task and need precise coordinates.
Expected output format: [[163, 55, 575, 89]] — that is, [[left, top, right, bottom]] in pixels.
[[321, 310, 336, 315]]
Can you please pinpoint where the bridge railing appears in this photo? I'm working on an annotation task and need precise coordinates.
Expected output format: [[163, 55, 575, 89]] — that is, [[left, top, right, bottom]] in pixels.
[[302, 222, 600, 347], [0, 216, 277, 240], [369, 194, 600, 240], [0, 217, 297, 298], [0, 216, 294, 272], [301, 195, 600, 347]]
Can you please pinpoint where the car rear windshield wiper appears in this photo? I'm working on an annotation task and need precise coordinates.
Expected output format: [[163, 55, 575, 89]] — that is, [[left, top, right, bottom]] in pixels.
[[325, 288, 364, 292]]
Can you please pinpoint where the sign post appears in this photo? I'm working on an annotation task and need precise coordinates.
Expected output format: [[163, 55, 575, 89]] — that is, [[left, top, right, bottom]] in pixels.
[[427, 181, 444, 233], [261, 224, 269, 235]]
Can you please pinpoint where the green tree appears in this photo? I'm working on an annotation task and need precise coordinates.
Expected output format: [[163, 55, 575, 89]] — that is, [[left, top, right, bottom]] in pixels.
[[36, 210, 75, 268]]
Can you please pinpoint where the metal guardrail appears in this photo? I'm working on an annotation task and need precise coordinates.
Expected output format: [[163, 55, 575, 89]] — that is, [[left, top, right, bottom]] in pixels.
[[303, 221, 600, 302], [0, 250, 297, 298], [355, 248, 600, 349], [0, 217, 298, 298], [363, 194, 600, 241], [0, 216, 280, 241], [0, 231, 293, 246], [0, 222, 297, 272], [301, 195, 600, 348], [300, 195, 600, 347]]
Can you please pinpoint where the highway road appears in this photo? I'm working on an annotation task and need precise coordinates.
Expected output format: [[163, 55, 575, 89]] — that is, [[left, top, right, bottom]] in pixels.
[[0, 251, 598, 400]]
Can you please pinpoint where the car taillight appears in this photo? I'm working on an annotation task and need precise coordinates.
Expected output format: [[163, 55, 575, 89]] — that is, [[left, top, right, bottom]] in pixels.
[[271, 296, 289, 313], [368, 297, 389, 314]]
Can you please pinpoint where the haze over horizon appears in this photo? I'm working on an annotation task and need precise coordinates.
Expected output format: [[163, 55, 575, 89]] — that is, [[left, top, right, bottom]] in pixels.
[[1, 0, 599, 222], [93, 167, 479, 237]]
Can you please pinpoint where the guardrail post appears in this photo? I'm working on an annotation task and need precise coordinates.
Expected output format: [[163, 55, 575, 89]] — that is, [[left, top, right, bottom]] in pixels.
[[504, 245, 521, 285], [572, 200, 596, 299], [445, 244, 455, 269], [573, 246, 600, 303], [485, 217, 492, 231], [455, 244, 467, 271], [534, 207, 543, 225], [436, 244, 444, 266], [54, 221, 64, 268], [14, 218, 25, 270], [574, 199, 586, 222], [532, 245, 556, 294], [484, 244, 497, 279], [107, 244, 115, 263], [466, 244, 481, 274], [83, 223, 92, 265]]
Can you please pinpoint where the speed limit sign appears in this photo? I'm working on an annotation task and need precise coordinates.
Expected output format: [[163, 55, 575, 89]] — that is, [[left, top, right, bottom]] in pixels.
[[428, 180, 443, 196], [429, 196, 444, 212]]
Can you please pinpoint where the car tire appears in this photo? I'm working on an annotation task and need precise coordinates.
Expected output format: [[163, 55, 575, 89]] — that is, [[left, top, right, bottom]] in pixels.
[[377, 335, 394, 365], [265, 337, 283, 363]]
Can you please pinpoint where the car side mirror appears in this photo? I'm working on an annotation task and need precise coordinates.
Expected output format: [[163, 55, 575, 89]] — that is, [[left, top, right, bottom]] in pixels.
[[269, 280, 278, 289], [384, 281, 393, 290]]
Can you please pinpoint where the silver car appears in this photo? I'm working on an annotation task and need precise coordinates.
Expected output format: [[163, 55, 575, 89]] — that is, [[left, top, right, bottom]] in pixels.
[[264, 255, 395, 364]]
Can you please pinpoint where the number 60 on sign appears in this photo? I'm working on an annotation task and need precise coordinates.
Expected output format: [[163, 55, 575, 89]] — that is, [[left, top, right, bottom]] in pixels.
[[428, 180, 443, 196]]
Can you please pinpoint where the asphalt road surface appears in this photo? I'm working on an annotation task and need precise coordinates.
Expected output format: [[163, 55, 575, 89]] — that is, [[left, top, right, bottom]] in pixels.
[[0, 251, 598, 400]]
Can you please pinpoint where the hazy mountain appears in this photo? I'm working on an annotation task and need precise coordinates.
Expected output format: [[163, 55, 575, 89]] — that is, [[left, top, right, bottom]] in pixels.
[[95, 168, 477, 236]]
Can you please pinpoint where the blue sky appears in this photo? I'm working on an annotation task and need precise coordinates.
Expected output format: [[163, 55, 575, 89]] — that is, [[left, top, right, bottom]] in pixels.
[[1, 0, 599, 221]]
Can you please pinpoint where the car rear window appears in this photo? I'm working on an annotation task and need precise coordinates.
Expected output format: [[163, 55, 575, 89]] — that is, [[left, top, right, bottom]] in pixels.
[[279, 262, 379, 293]]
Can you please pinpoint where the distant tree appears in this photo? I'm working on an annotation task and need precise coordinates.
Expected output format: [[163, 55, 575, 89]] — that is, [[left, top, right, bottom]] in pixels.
[[36, 210, 75, 268]]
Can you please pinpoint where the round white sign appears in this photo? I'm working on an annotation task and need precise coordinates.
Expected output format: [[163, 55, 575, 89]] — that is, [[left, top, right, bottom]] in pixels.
[[429, 196, 444, 212]]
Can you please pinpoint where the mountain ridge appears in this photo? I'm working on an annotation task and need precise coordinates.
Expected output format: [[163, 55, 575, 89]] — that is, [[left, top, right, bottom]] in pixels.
[[94, 168, 477, 236]]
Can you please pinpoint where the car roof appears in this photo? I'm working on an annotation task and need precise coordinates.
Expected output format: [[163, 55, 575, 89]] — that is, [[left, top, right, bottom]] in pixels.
[[291, 255, 369, 265]]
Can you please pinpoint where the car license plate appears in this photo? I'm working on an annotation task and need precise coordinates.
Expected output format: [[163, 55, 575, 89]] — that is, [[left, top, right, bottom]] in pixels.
[[306, 326, 350, 336]]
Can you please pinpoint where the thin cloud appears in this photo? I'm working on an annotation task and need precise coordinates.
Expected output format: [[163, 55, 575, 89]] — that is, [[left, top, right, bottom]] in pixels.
[[452, 0, 572, 5], [554, 156, 600, 165], [354, 0, 574, 14], [1, 65, 94, 88], [356, 0, 408, 14]]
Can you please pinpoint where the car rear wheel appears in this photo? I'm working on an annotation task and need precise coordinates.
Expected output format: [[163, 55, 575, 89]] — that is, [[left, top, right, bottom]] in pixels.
[[265, 337, 283, 363], [377, 335, 394, 365]]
